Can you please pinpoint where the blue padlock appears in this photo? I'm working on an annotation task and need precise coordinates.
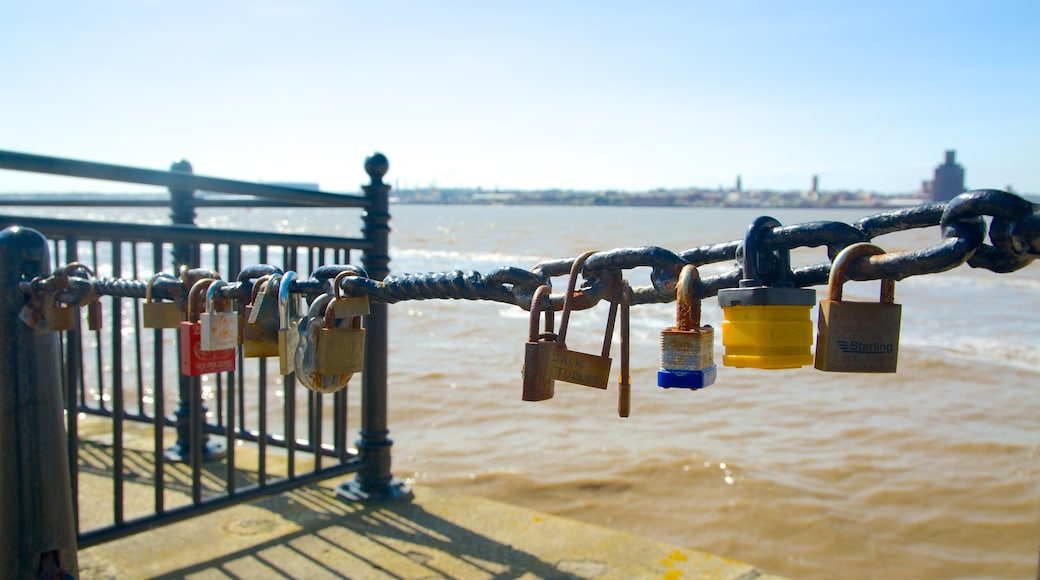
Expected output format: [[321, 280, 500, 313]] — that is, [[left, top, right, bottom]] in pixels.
[[658, 264, 717, 389]]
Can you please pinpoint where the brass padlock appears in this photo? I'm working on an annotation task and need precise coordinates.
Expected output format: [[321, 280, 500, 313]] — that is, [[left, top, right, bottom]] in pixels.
[[47, 264, 78, 332], [143, 273, 183, 329], [316, 296, 366, 375], [658, 264, 717, 389], [242, 274, 280, 358], [330, 269, 371, 319], [278, 271, 300, 375], [200, 280, 237, 351], [522, 285, 558, 401], [618, 279, 632, 418], [294, 293, 364, 394], [551, 250, 614, 390], [815, 242, 902, 373]]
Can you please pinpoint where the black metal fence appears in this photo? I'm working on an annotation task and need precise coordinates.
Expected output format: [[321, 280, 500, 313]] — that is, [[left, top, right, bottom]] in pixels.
[[0, 150, 406, 579]]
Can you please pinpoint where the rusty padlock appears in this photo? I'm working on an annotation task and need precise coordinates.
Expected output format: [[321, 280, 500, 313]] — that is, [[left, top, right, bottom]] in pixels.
[[143, 272, 183, 329], [180, 278, 236, 376], [65, 262, 103, 331], [522, 285, 558, 401], [47, 268, 76, 332], [242, 274, 281, 358], [814, 242, 902, 373], [618, 279, 632, 418], [658, 264, 717, 389], [200, 279, 237, 351], [550, 251, 614, 390]]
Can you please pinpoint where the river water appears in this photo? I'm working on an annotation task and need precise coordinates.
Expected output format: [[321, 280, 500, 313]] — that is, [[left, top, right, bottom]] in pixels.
[[17, 201, 1040, 578]]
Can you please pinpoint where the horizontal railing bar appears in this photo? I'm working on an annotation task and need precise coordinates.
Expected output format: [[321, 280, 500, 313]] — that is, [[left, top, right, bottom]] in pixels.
[[75, 458, 362, 549], [0, 195, 371, 209], [0, 150, 368, 208], [0, 215, 371, 250]]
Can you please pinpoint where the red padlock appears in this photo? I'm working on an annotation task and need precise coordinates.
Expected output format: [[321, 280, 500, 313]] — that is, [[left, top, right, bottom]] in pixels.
[[180, 278, 237, 376]]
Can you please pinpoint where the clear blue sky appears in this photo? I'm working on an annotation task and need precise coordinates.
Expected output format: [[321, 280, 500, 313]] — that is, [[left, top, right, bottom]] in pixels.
[[2, 1, 1038, 194]]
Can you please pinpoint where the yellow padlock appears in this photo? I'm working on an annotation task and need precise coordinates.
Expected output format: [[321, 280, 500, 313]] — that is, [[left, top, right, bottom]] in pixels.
[[717, 216, 815, 369]]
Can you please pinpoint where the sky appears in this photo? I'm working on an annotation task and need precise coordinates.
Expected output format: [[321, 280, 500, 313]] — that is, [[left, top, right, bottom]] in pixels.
[[2, 0, 1038, 195]]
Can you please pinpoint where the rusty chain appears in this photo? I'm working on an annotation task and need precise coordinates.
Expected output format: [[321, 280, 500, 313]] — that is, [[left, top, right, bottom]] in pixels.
[[18, 189, 1039, 312]]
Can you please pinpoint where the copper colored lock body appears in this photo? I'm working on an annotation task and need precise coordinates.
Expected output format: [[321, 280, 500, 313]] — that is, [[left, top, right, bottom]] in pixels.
[[522, 285, 557, 402], [315, 302, 366, 375], [815, 243, 902, 373], [180, 279, 236, 376], [49, 300, 77, 332]]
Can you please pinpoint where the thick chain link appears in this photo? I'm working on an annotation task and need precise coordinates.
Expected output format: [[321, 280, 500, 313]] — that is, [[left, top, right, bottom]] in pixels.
[[23, 189, 1039, 311]]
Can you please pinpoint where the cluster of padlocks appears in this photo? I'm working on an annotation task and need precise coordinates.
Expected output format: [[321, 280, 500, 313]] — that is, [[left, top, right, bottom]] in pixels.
[[522, 218, 902, 418], [20, 267, 370, 395]]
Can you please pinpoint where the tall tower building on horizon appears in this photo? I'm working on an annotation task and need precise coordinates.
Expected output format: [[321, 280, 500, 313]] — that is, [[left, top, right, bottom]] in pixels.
[[932, 150, 965, 202]]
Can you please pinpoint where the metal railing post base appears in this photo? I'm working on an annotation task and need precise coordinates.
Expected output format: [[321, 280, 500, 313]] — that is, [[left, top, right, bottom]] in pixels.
[[335, 477, 412, 503]]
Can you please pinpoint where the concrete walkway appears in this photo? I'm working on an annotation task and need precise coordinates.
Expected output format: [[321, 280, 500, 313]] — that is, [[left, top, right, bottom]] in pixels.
[[79, 480, 784, 579]]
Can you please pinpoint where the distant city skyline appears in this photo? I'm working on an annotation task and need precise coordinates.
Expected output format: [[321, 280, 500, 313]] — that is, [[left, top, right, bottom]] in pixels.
[[2, 1, 1038, 195]]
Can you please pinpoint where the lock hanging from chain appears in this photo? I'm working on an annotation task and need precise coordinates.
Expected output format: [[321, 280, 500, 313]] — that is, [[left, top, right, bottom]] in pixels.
[[717, 216, 816, 369], [278, 271, 301, 375], [142, 272, 183, 329], [200, 279, 237, 351], [658, 264, 717, 389], [521, 284, 558, 401], [242, 274, 281, 358], [815, 242, 902, 373], [551, 251, 615, 390], [180, 278, 236, 376]]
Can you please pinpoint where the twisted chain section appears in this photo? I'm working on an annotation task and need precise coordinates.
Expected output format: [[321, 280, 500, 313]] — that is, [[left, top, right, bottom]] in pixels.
[[25, 189, 1039, 311]]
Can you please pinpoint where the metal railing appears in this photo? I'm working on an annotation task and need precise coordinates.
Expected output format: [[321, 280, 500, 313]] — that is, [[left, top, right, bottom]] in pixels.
[[0, 150, 406, 579]]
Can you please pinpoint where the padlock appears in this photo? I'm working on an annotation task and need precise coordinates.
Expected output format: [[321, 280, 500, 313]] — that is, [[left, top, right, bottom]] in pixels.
[[200, 279, 237, 351], [521, 285, 558, 401], [294, 294, 362, 394], [180, 278, 236, 376], [47, 265, 78, 332], [658, 264, 717, 389], [65, 262, 103, 331], [550, 251, 614, 389], [142, 272, 183, 329], [278, 271, 301, 375], [330, 269, 371, 319], [617, 279, 632, 417], [242, 274, 281, 358], [717, 216, 816, 369], [815, 242, 901, 373]]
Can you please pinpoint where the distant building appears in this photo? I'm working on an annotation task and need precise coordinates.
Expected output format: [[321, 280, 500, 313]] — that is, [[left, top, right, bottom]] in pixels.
[[930, 150, 965, 202]]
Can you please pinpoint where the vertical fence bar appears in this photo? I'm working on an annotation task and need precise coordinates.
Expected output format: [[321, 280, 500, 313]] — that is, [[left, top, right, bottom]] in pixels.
[[338, 153, 411, 501], [0, 226, 79, 578]]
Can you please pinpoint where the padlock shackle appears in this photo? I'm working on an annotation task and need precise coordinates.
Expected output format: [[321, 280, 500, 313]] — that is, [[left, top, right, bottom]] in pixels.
[[332, 269, 362, 300], [827, 242, 895, 303], [278, 271, 297, 329], [675, 264, 703, 331], [249, 274, 272, 305], [186, 278, 216, 322], [741, 216, 794, 287], [206, 279, 231, 314], [528, 284, 553, 342], [556, 250, 596, 345], [146, 272, 177, 302]]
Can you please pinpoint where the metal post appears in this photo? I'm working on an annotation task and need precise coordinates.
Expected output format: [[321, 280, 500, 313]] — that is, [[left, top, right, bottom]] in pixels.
[[0, 226, 78, 578], [337, 153, 411, 502], [164, 159, 225, 462]]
